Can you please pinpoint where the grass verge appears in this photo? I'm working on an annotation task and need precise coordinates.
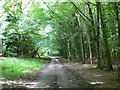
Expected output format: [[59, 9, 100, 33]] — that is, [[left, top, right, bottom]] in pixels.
[[0, 57, 44, 80]]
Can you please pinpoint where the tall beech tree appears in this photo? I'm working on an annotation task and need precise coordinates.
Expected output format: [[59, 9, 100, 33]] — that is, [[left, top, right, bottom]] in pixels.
[[95, 2, 113, 71]]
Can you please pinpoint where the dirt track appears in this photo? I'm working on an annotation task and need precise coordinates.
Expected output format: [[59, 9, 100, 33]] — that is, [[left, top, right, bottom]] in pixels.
[[2, 57, 94, 89], [24, 57, 93, 88]]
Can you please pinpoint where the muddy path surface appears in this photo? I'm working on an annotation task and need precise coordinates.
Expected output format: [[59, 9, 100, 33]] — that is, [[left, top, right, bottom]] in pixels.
[[2, 57, 94, 89]]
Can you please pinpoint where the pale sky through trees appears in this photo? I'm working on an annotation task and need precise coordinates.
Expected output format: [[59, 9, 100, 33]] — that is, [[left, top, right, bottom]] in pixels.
[[0, 0, 52, 36]]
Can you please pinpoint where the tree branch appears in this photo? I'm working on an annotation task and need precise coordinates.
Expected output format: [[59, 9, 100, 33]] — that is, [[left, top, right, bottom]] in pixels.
[[42, 0, 72, 26], [69, 0, 92, 23]]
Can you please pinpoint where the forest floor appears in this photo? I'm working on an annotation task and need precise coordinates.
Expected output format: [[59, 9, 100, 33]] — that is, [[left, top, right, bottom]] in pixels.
[[1, 56, 119, 89], [63, 61, 119, 88]]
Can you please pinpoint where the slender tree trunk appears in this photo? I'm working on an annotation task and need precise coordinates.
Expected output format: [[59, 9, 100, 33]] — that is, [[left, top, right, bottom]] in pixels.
[[0, 38, 2, 56], [82, 28, 85, 63], [96, 2, 101, 69], [69, 14, 76, 61], [114, 3, 120, 49], [87, 3, 97, 59], [98, 2, 113, 71], [67, 41, 71, 60], [21, 34, 23, 58], [75, 8, 85, 63], [114, 3, 120, 57], [71, 40, 76, 60], [86, 26, 93, 64], [74, 40, 79, 61], [114, 2, 120, 81]]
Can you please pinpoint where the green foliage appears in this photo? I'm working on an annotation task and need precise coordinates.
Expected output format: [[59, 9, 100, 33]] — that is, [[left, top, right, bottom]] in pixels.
[[0, 57, 43, 80], [39, 56, 51, 60], [2, 1, 48, 57], [0, 1, 119, 71]]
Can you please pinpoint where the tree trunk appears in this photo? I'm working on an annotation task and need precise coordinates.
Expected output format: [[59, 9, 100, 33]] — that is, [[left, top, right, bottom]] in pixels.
[[114, 2, 120, 81], [96, 2, 101, 69], [20, 34, 23, 58], [67, 41, 72, 60], [114, 2, 120, 49], [98, 2, 113, 71], [86, 26, 93, 64], [75, 8, 85, 63], [87, 3, 97, 59]]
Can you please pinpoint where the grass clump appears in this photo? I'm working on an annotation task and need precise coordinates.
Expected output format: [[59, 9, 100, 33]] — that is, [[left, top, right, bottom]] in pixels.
[[0, 57, 44, 80]]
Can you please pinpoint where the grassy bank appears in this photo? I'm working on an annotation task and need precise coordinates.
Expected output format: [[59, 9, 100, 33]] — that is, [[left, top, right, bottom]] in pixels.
[[0, 57, 44, 80]]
